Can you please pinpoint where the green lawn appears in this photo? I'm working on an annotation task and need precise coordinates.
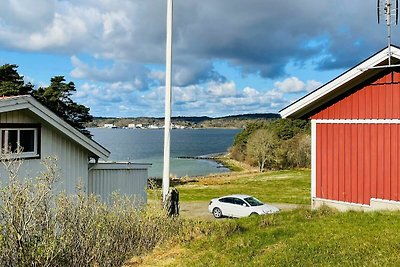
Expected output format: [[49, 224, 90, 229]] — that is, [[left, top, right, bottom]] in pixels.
[[176, 169, 310, 204], [169, 208, 400, 266], [138, 169, 400, 266]]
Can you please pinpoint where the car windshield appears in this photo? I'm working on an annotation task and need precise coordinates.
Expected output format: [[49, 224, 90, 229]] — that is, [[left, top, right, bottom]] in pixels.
[[244, 197, 264, 206]]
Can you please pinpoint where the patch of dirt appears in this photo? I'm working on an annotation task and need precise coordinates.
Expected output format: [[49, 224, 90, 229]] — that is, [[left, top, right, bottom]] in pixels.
[[180, 201, 214, 220]]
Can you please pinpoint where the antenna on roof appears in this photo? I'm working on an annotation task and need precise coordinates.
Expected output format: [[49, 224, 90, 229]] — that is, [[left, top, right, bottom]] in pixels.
[[377, 0, 399, 65]]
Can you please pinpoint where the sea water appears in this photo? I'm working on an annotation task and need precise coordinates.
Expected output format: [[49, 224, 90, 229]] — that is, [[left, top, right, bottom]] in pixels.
[[89, 128, 240, 178]]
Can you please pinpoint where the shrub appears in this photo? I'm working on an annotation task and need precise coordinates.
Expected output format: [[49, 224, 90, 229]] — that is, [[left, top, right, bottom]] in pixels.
[[245, 129, 279, 171], [278, 133, 311, 169], [231, 119, 311, 171], [231, 121, 268, 161], [0, 154, 181, 266]]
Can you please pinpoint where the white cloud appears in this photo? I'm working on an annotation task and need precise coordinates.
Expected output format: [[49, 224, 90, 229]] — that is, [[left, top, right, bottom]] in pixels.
[[274, 77, 323, 94], [148, 71, 165, 82], [275, 77, 305, 94], [207, 81, 236, 97], [71, 75, 300, 117], [0, 0, 55, 30], [70, 56, 88, 79], [0, 0, 378, 117], [70, 55, 150, 91], [102, 11, 130, 38], [1, 0, 381, 83], [110, 81, 135, 93], [174, 85, 203, 103], [305, 80, 323, 92], [138, 80, 288, 117], [243, 87, 260, 97], [27, 12, 88, 50]]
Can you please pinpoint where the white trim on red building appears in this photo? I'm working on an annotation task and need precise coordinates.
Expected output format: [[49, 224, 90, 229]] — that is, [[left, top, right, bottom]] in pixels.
[[280, 46, 400, 211], [280, 46, 400, 119]]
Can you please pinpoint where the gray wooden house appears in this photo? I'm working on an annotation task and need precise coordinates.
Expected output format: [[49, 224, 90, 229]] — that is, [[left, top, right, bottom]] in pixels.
[[0, 95, 150, 204]]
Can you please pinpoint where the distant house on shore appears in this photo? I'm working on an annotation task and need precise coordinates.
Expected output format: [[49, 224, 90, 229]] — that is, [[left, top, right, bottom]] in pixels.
[[103, 123, 117, 128], [280, 45, 400, 211], [0, 95, 150, 204]]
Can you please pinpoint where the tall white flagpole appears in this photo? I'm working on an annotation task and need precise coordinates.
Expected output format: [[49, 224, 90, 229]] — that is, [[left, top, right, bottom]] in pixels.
[[163, 0, 173, 202]]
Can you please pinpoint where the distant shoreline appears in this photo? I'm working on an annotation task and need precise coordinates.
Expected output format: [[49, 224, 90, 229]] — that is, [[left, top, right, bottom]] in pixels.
[[148, 155, 248, 184], [86, 113, 280, 129], [149, 155, 231, 180]]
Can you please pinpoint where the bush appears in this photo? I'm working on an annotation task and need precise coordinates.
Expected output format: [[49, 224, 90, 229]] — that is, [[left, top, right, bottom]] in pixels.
[[231, 119, 310, 171], [0, 155, 181, 266], [245, 129, 279, 171], [278, 133, 311, 169], [231, 121, 268, 162]]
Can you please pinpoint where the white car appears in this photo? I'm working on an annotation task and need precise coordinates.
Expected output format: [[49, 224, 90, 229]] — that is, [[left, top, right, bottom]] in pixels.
[[208, 194, 279, 218]]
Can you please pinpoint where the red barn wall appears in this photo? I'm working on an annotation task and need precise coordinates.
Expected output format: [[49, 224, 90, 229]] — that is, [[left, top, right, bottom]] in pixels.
[[316, 123, 400, 205], [312, 71, 400, 120], [313, 70, 400, 205]]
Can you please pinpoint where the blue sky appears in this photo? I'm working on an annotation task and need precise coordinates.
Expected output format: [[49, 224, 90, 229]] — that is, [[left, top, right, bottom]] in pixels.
[[0, 0, 397, 117]]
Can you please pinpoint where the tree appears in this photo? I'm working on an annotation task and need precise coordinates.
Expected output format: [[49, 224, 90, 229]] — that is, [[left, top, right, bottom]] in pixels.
[[246, 129, 279, 172], [0, 64, 93, 137], [0, 64, 33, 96], [231, 121, 268, 161], [279, 133, 311, 169], [33, 76, 93, 137], [231, 119, 311, 165], [267, 119, 310, 140]]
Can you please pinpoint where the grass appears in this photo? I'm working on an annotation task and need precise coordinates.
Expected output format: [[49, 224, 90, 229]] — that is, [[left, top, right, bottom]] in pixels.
[[134, 207, 400, 266], [214, 156, 245, 172], [175, 169, 310, 204], [138, 167, 400, 266]]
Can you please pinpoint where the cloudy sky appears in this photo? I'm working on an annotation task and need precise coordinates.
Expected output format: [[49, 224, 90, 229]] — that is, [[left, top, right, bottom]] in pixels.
[[0, 0, 397, 117]]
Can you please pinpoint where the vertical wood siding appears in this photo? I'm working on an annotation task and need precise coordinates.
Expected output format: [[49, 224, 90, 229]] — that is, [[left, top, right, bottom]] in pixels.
[[311, 71, 400, 120], [88, 168, 148, 205], [316, 123, 400, 204], [0, 110, 89, 194]]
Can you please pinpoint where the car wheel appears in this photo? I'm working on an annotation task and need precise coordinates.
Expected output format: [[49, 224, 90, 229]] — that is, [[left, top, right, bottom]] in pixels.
[[212, 207, 223, 218], [250, 212, 259, 217]]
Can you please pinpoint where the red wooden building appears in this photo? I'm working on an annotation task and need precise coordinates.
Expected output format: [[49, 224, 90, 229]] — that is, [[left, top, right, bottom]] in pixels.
[[280, 45, 400, 211]]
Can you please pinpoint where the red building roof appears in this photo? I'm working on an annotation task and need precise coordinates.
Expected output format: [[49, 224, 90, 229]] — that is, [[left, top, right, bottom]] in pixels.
[[280, 45, 400, 119]]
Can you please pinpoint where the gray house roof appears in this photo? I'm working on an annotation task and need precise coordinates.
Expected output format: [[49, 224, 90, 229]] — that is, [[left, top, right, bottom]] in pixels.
[[0, 95, 110, 159]]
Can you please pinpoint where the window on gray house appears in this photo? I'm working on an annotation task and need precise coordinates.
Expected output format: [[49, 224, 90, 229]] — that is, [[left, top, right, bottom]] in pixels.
[[0, 125, 40, 159]]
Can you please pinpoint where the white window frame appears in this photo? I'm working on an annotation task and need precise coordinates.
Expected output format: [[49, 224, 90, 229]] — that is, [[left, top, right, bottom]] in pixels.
[[0, 127, 39, 158]]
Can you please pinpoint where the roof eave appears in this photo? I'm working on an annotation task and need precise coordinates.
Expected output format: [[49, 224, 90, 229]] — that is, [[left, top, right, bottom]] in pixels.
[[280, 46, 400, 119], [0, 96, 110, 159], [26, 97, 110, 159]]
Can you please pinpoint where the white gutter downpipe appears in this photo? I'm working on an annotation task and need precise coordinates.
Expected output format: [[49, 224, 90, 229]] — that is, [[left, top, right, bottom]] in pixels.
[[162, 0, 173, 202]]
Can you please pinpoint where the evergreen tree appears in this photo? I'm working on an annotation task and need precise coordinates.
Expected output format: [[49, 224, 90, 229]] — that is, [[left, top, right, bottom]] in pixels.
[[0, 64, 93, 137], [0, 64, 33, 96], [33, 76, 93, 137]]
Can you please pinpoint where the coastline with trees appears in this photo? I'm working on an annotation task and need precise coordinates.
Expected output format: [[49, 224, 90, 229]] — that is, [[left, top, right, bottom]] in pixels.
[[230, 119, 311, 172], [86, 113, 281, 129]]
